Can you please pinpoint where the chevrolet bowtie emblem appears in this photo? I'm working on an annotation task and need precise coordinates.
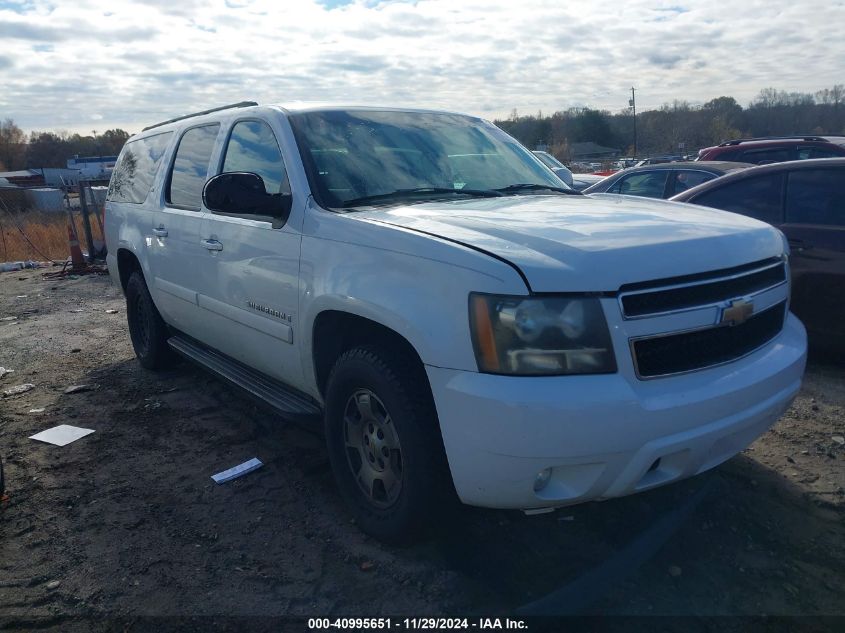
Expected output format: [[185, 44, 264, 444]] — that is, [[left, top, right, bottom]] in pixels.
[[721, 298, 754, 326]]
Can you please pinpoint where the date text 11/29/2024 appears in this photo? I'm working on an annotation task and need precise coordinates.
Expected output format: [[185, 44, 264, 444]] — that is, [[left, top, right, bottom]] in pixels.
[[307, 618, 528, 630]]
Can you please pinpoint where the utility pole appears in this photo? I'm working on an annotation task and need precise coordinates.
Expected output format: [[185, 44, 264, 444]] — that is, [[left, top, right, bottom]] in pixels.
[[629, 86, 638, 158]]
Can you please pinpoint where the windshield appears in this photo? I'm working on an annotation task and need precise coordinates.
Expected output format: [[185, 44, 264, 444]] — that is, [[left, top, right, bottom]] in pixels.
[[534, 151, 565, 170], [289, 109, 566, 209]]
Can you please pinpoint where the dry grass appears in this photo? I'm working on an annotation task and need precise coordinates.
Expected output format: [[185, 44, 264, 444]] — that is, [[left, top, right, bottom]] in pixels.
[[0, 210, 104, 262]]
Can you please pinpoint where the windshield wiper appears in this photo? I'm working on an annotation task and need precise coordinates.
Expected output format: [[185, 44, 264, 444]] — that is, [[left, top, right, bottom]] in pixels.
[[340, 187, 503, 208], [494, 183, 582, 195]]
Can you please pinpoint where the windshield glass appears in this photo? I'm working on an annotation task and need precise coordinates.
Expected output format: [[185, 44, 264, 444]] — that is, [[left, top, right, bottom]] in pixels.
[[534, 151, 565, 170], [289, 109, 566, 208]]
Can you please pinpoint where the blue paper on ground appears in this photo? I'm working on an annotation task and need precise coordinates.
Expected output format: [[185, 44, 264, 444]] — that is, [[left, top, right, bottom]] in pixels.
[[211, 457, 263, 484]]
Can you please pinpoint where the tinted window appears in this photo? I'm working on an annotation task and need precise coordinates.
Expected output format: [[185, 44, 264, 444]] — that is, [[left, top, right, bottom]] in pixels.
[[797, 147, 843, 160], [222, 120, 289, 195], [712, 149, 740, 161], [610, 171, 668, 198], [672, 170, 714, 194], [167, 124, 220, 210], [289, 110, 561, 208], [739, 148, 792, 164], [692, 174, 785, 224], [106, 132, 172, 204], [785, 168, 845, 226]]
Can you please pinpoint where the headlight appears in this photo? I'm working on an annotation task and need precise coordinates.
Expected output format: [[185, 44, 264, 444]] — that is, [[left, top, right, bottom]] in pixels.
[[469, 293, 617, 375]]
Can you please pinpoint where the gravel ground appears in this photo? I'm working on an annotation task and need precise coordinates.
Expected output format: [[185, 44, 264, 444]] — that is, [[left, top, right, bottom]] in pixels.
[[0, 269, 843, 630]]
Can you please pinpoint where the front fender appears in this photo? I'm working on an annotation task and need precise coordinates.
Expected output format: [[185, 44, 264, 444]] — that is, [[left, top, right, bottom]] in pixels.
[[298, 230, 527, 391]]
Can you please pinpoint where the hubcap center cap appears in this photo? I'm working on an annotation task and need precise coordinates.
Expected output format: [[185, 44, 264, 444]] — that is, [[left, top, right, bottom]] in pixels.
[[362, 420, 388, 471]]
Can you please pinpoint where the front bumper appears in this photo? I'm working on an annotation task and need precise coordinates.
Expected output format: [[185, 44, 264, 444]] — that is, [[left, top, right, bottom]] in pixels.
[[426, 312, 807, 509]]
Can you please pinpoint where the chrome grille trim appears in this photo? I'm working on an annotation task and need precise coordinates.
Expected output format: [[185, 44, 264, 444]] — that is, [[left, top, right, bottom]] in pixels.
[[618, 258, 787, 320]]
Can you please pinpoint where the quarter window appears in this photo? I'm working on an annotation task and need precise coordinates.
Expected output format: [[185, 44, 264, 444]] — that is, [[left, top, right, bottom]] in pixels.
[[692, 174, 785, 224], [222, 120, 289, 195], [785, 168, 845, 226], [167, 124, 220, 210], [107, 132, 172, 204]]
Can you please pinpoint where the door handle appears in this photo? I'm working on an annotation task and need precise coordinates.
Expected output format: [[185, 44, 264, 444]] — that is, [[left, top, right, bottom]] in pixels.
[[152, 226, 168, 237], [201, 238, 223, 252]]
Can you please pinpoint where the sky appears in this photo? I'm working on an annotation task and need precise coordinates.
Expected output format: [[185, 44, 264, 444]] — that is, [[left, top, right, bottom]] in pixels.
[[0, 0, 843, 135]]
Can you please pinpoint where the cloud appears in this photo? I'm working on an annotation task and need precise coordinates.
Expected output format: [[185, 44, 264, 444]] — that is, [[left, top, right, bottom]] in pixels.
[[0, 0, 843, 134], [647, 52, 683, 69], [0, 20, 71, 41]]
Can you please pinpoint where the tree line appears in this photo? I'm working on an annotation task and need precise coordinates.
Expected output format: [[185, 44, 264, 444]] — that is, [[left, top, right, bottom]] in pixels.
[[0, 120, 130, 172], [2, 85, 844, 171], [495, 86, 845, 161]]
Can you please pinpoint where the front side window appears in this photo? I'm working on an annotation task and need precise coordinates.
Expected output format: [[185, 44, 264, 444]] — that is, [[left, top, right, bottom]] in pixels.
[[786, 168, 845, 226], [288, 110, 563, 209], [609, 171, 668, 198], [167, 124, 220, 210], [107, 131, 172, 204], [222, 120, 290, 195], [692, 174, 785, 225]]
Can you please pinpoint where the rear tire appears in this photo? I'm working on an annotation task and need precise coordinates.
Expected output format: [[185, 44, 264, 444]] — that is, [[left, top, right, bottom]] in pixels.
[[125, 271, 175, 370], [324, 345, 452, 544]]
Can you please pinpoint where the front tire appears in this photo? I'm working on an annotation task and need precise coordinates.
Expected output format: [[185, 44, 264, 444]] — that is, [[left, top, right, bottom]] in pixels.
[[324, 345, 451, 544], [125, 271, 175, 370]]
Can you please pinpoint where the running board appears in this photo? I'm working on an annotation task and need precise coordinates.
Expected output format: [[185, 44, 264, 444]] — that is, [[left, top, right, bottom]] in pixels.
[[168, 335, 323, 421]]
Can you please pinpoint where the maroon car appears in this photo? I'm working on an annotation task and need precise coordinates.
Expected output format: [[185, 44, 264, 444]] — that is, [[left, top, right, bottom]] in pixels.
[[671, 158, 845, 352], [697, 135, 845, 164]]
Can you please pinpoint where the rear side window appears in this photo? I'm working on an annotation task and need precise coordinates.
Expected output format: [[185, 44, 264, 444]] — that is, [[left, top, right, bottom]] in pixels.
[[106, 132, 172, 204], [692, 173, 785, 225], [609, 171, 668, 198], [738, 148, 792, 164], [797, 147, 844, 160], [786, 168, 845, 226], [167, 124, 220, 210], [671, 170, 714, 195]]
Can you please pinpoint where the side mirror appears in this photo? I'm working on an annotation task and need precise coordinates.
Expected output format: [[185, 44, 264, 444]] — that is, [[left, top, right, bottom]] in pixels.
[[202, 172, 291, 225]]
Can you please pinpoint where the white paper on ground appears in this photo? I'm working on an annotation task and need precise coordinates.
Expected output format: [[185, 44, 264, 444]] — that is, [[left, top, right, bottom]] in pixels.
[[211, 457, 263, 484], [30, 425, 95, 447]]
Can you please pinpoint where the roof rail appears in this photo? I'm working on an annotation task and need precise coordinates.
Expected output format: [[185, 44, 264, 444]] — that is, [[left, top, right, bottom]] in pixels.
[[142, 101, 259, 132], [717, 135, 828, 147]]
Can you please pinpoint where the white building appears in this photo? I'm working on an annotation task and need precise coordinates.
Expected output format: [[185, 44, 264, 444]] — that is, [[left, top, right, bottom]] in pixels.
[[66, 155, 117, 179]]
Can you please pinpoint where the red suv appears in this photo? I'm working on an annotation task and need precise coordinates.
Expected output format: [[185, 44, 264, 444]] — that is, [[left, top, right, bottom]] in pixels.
[[697, 135, 845, 164]]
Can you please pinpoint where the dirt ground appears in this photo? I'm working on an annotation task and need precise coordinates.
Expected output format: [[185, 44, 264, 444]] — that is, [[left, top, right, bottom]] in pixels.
[[1, 268, 843, 630]]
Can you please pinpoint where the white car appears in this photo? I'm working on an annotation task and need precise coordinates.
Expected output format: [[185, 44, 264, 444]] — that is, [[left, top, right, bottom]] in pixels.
[[105, 102, 807, 542]]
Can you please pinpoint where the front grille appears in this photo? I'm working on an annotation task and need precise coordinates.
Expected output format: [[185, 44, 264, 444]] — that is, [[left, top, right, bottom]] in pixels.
[[632, 301, 787, 378], [621, 260, 786, 318]]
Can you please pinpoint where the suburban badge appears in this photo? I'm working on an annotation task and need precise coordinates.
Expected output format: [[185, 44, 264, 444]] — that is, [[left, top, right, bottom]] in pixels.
[[247, 300, 292, 323]]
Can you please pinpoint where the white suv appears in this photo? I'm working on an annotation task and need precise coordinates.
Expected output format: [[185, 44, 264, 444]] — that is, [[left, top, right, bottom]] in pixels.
[[105, 102, 807, 542]]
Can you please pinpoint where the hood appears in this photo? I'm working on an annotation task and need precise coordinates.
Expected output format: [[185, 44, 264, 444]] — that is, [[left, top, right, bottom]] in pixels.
[[351, 193, 784, 292]]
